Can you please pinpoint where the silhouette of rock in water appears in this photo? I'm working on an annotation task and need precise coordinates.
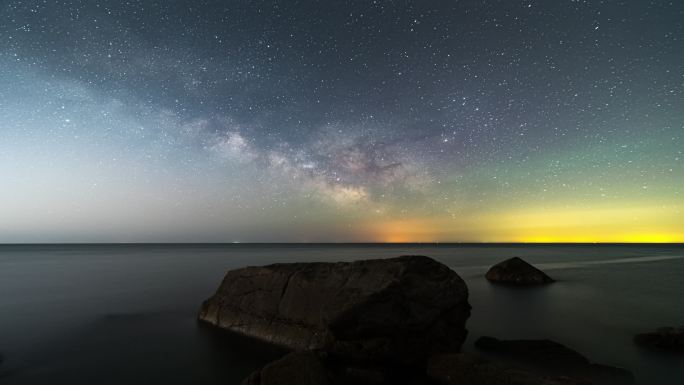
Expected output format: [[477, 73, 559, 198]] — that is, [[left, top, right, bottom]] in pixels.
[[475, 337, 634, 385], [428, 353, 592, 385], [485, 257, 554, 285], [199, 255, 471, 365], [634, 326, 684, 353], [241, 352, 332, 385], [241, 351, 432, 385], [244, 351, 606, 385]]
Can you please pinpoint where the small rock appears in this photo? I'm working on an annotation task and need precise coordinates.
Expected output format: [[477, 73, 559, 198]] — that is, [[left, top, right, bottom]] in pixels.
[[634, 326, 684, 353], [485, 257, 554, 285]]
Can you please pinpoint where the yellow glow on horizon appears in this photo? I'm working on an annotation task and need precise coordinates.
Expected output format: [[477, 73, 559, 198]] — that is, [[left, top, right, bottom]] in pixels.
[[515, 233, 684, 243], [364, 203, 684, 243], [498, 205, 684, 243]]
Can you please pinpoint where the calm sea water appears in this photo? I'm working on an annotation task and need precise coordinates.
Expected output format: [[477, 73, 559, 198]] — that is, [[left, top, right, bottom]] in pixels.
[[0, 244, 682, 384]]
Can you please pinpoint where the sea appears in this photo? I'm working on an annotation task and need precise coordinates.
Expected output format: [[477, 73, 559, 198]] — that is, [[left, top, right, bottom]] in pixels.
[[0, 244, 682, 385]]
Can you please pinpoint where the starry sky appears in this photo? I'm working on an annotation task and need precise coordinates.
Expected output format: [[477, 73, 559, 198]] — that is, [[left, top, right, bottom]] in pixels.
[[0, 0, 682, 243]]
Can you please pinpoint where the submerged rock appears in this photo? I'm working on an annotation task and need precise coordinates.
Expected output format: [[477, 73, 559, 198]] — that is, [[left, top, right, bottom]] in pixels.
[[199, 255, 470, 364], [475, 337, 634, 385], [485, 257, 554, 285], [247, 351, 597, 385], [634, 326, 684, 353], [242, 352, 332, 385], [242, 351, 429, 385], [427, 353, 591, 385], [475, 337, 589, 366]]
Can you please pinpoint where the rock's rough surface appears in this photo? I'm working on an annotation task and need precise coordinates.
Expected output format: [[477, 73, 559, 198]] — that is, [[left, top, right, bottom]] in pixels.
[[199, 255, 470, 364], [427, 353, 591, 385], [485, 257, 554, 285], [634, 327, 684, 353], [475, 337, 634, 385]]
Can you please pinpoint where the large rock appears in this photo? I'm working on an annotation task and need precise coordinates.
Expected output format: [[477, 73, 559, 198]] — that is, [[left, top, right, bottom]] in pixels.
[[427, 353, 591, 385], [634, 326, 684, 353], [475, 337, 634, 385], [485, 257, 554, 285], [199, 255, 470, 364]]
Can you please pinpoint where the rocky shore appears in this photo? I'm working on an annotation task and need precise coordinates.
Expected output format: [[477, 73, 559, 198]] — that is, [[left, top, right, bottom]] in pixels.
[[199, 256, 633, 385], [474, 337, 634, 385]]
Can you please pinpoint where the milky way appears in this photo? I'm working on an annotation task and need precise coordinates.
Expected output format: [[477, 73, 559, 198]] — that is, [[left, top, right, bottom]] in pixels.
[[1, 1, 682, 242]]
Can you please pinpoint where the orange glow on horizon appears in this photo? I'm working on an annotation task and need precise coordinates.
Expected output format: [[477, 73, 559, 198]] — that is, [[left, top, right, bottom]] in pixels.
[[366, 218, 441, 243]]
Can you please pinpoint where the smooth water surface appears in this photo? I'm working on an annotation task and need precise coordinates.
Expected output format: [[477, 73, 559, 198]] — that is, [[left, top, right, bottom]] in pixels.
[[0, 244, 682, 384]]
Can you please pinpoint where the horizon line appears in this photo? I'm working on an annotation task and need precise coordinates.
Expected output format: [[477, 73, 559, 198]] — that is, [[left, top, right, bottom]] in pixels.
[[1, 242, 683, 246]]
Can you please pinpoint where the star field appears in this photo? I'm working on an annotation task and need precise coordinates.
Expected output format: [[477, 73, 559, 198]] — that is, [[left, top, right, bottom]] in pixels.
[[1, 0, 682, 242]]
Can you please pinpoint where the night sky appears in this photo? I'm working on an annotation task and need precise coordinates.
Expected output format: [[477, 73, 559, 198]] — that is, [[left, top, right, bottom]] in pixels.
[[1, 1, 682, 243]]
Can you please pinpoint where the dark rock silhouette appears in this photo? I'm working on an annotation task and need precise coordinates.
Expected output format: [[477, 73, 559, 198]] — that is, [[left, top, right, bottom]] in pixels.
[[485, 257, 554, 285], [634, 326, 684, 353], [242, 351, 430, 385], [199, 255, 470, 365], [475, 336, 589, 366], [241, 352, 332, 385], [475, 337, 634, 385], [428, 353, 591, 385]]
